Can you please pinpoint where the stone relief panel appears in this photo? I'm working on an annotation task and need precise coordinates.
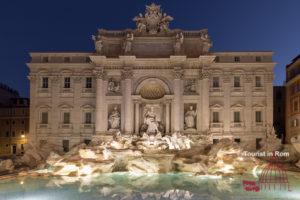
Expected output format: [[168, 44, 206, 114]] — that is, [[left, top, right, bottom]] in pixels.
[[184, 103, 197, 130], [184, 79, 197, 94], [107, 77, 121, 95], [108, 104, 121, 131]]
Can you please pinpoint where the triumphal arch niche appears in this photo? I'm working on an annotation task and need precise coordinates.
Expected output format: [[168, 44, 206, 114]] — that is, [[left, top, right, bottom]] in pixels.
[[91, 3, 213, 137]]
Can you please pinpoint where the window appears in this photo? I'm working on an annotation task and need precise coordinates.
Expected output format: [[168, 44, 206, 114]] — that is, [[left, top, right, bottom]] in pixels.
[[255, 111, 262, 122], [234, 76, 241, 87], [22, 120, 24, 124], [212, 77, 220, 88], [234, 56, 240, 62], [6, 131, 9, 137], [212, 112, 219, 123], [41, 112, 48, 124], [63, 140, 69, 152], [64, 57, 70, 63], [213, 139, 219, 144], [12, 131, 15, 137], [234, 138, 241, 143], [85, 112, 92, 124], [84, 139, 91, 145], [293, 100, 299, 112], [86, 77, 92, 88], [234, 111, 241, 122], [63, 112, 70, 124], [64, 77, 71, 88], [215, 56, 220, 62], [255, 56, 261, 62], [255, 76, 262, 87], [42, 77, 49, 88], [42, 57, 49, 63]]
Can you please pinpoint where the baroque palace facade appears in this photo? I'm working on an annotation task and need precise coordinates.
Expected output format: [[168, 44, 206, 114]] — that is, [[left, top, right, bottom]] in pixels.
[[27, 4, 275, 152]]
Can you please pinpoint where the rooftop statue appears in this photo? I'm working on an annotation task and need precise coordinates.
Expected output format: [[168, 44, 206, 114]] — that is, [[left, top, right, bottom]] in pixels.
[[133, 3, 173, 34]]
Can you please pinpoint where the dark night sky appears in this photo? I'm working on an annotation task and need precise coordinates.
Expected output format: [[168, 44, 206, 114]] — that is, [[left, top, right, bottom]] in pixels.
[[0, 0, 299, 97]]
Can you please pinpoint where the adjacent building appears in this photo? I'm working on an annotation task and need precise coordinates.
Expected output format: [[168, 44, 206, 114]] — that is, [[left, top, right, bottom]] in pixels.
[[285, 55, 300, 143], [0, 93, 29, 155], [27, 4, 275, 152], [273, 86, 285, 141]]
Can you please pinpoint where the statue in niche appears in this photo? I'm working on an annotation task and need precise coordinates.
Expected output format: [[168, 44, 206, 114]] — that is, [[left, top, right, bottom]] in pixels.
[[140, 106, 164, 136], [184, 79, 197, 94], [92, 35, 103, 54], [108, 78, 120, 94], [108, 106, 120, 131], [174, 32, 184, 54], [123, 33, 134, 54], [184, 106, 197, 130]]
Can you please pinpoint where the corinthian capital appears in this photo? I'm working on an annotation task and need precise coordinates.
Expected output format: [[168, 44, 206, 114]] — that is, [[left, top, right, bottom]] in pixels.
[[93, 69, 107, 80], [121, 69, 133, 80], [199, 69, 210, 80], [173, 69, 184, 79]]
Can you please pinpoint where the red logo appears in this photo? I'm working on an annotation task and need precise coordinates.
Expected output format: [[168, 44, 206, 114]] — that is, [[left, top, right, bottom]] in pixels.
[[243, 180, 260, 192], [243, 153, 292, 192]]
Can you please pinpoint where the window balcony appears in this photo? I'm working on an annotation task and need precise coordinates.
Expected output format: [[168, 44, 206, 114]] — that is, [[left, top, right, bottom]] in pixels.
[[59, 123, 73, 129], [231, 87, 244, 92], [61, 88, 74, 93], [255, 122, 264, 126], [37, 124, 50, 129], [38, 88, 50, 93], [80, 123, 95, 134], [81, 123, 95, 129], [82, 88, 94, 93], [230, 122, 245, 128], [210, 122, 223, 128]]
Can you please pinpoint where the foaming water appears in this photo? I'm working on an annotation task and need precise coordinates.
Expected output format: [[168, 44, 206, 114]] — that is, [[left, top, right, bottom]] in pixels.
[[0, 172, 299, 200]]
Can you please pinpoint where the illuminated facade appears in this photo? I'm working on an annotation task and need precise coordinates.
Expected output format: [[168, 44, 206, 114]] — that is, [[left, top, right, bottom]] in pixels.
[[27, 4, 275, 152]]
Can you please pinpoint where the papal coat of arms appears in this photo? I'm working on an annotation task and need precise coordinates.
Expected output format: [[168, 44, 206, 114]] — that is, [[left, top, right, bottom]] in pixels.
[[133, 3, 173, 34]]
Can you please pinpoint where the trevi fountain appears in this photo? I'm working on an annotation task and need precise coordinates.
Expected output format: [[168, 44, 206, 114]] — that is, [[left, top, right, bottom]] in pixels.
[[1, 3, 300, 200]]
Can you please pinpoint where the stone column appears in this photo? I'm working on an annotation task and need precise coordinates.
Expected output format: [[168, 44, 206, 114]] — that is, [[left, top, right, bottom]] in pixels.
[[223, 72, 231, 133], [200, 69, 210, 133], [27, 74, 37, 147], [122, 69, 133, 134], [244, 73, 253, 132], [165, 101, 171, 134], [134, 101, 140, 135], [173, 69, 184, 132], [94, 69, 106, 134]]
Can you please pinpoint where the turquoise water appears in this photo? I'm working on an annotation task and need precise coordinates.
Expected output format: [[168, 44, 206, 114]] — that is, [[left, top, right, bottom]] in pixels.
[[0, 172, 299, 200]]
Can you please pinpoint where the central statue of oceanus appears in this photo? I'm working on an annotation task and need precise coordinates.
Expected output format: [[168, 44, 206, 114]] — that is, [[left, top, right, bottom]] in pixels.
[[133, 3, 173, 34], [140, 106, 164, 136]]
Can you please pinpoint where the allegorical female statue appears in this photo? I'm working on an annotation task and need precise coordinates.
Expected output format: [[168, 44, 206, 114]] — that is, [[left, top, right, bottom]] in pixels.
[[123, 33, 134, 54], [108, 106, 120, 130], [184, 106, 197, 129], [144, 106, 159, 134]]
